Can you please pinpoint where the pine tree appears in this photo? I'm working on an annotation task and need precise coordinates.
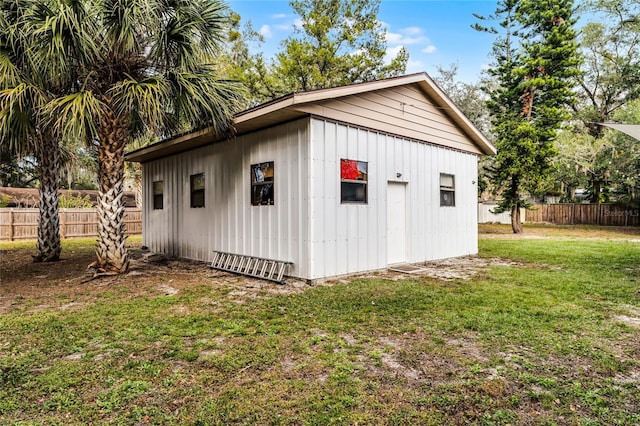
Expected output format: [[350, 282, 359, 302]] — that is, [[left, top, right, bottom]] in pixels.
[[478, 0, 580, 233]]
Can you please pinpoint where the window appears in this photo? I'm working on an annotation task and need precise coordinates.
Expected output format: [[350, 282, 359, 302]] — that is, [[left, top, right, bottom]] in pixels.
[[341, 159, 368, 204], [190, 173, 205, 208], [440, 173, 455, 207], [152, 180, 163, 210], [251, 161, 274, 205]]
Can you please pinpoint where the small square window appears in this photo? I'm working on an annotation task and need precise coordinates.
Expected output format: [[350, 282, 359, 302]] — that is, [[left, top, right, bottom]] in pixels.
[[440, 173, 455, 207], [340, 159, 368, 204], [152, 180, 163, 210], [190, 173, 205, 208], [251, 161, 274, 206]]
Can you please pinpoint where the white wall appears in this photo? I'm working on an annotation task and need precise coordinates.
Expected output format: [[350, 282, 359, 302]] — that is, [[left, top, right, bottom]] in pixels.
[[478, 203, 526, 224], [142, 117, 481, 281], [308, 119, 479, 280], [142, 118, 311, 278]]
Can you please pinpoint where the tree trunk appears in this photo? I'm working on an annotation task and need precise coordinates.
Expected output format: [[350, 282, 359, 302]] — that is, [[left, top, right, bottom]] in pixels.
[[95, 120, 130, 274], [132, 163, 143, 209], [511, 205, 523, 234], [33, 135, 61, 262], [590, 181, 601, 203]]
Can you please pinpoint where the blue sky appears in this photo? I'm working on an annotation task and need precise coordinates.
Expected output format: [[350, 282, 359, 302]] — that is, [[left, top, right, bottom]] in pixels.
[[227, 0, 500, 83]]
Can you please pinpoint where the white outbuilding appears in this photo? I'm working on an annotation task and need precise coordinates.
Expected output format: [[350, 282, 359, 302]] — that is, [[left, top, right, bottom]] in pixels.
[[126, 73, 496, 282]]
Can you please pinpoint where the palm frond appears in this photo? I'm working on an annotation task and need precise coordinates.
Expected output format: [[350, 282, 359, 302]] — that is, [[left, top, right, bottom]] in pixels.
[[167, 69, 246, 134], [28, 0, 98, 89], [149, 0, 229, 71], [45, 91, 106, 143], [0, 51, 22, 88], [0, 83, 48, 152], [100, 0, 150, 54], [108, 76, 170, 136]]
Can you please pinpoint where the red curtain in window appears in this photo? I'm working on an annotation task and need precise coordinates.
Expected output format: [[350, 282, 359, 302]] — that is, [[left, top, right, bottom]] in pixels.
[[341, 160, 359, 180]]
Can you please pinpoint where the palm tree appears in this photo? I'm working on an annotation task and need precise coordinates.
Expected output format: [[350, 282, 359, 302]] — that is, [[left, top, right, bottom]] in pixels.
[[0, 1, 66, 262], [33, 0, 244, 274]]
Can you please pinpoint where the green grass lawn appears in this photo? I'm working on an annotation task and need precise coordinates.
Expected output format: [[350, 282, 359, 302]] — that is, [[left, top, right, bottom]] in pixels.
[[1, 227, 639, 425]]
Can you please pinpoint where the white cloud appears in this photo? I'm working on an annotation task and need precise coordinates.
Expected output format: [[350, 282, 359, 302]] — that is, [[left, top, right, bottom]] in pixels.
[[406, 60, 425, 73], [293, 18, 304, 29], [403, 26, 423, 36], [422, 45, 437, 54], [259, 24, 272, 38], [386, 32, 403, 44], [385, 26, 429, 46], [274, 24, 291, 31], [271, 13, 288, 19]]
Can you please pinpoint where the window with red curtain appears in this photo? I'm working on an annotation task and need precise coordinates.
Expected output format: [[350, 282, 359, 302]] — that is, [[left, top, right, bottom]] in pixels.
[[340, 159, 368, 203]]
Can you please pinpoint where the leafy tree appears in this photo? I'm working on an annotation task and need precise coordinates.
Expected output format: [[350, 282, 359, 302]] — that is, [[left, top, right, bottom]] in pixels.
[[551, 129, 609, 202], [476, 0, 580, 233], [432, 64, 491, 135], [233, 0, 408, 104], [602, 100, 640, 206], [569, 0, 640, 202], [432, 64, 494, 197], [26, 0, 245, 274], [0, 147, 38, 188], [58, 191, 93, 209]]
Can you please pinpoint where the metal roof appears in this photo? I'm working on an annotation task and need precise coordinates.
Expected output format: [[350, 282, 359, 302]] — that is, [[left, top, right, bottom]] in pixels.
[[597, 123, 640, 141]]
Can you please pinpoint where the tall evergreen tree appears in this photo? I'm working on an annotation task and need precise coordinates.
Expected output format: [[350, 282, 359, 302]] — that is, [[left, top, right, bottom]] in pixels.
[[477, 0, 580, 233]]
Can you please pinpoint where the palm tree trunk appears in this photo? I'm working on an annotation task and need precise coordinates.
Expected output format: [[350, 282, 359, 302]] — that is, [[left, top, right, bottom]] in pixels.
[[95, 121, 130, 274], [33, 135, 61, 262]]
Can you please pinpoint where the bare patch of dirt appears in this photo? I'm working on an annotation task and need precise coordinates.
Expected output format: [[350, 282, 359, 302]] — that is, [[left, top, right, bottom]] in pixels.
[[615, 315, 640, 328], [479, 223, 640, 241], [364, 256, 522, 281], [0, 238, 524, 316]]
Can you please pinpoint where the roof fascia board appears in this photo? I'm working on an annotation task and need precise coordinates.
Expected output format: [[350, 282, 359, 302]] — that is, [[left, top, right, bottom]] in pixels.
[[127, 72, 496, 162], [234, 74, 427, 124], [125, 127, 214, 162], [415, 74, 497, 155]]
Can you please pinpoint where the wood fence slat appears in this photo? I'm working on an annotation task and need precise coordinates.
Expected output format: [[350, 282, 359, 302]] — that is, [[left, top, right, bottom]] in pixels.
[[523, 203, 639, 227], [9, 209, 14, 241], [0, 208, 142, 240]]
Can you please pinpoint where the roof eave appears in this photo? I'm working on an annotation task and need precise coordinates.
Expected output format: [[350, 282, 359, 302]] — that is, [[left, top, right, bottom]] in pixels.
[[415, 75, 496, 156], [126, 72, 496, 162]]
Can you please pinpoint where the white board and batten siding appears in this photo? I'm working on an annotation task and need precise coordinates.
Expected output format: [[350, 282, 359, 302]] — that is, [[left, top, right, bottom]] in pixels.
[[141, 79, 484, 281], [296, 84, 483, 155], [142, 119, 312, 278], [308, 118, 479, 281]]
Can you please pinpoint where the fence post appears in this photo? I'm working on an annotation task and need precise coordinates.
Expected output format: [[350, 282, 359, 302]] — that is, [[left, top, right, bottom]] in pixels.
[[60, 210, 66, 239], [9, 208, 14, 241]]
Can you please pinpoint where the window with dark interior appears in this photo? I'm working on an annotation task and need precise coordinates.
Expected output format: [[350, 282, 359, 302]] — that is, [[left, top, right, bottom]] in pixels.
[[440, 173, 455, 207], [340, 159, 368, 204], [190, 173, 205, 208], [251, 161, 274, 205], [152, 180, 163, 210]]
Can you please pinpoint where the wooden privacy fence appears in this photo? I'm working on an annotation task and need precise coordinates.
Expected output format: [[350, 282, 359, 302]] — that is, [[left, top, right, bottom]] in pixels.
[[526, 203, 640, 227], [0, 208, 142, 241]]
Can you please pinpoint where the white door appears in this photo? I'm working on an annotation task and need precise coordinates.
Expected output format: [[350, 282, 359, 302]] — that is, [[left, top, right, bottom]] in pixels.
[[387, 182, 407, 264]]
